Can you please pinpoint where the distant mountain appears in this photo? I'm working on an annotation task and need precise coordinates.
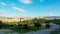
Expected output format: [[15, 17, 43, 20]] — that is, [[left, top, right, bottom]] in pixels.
[[44, 16, 60, 19]]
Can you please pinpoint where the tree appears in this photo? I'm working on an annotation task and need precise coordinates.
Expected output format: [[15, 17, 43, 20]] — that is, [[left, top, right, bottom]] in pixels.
[[53, 19, 60, 24], [22, 24, 30, 29], [45, 23, 50, 28], [17, 24, 23, 29], [34, 22, 41, 27], [0, 21, 3, 29]]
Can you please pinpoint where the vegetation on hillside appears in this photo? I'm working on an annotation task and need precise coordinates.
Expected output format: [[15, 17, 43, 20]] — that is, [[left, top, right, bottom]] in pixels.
[[0, 18, 55, 33]]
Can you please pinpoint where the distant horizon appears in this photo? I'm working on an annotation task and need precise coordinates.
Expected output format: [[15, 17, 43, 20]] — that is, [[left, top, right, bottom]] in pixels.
[[0, 15, 60, 18]]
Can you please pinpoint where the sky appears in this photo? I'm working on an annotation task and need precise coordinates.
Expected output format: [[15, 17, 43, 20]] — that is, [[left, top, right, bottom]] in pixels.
[[0, 0, 60, 17]]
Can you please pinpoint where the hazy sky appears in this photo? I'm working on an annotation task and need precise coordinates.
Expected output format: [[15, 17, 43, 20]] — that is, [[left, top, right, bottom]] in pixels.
[[0, 0, 60, 17]]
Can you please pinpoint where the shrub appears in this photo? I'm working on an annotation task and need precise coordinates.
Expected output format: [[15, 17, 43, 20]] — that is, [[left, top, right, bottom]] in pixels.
[[34, 23, 41, 27], [45, 24, 50, 28], [0, 21, 3, 29], [17, 24, 23, 29], [22, 24, 30, 29]]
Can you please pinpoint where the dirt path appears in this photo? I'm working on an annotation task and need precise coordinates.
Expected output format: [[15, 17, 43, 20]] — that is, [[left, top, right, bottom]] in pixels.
[[0, 29, 20, 34], [25, 24, 59, 34]]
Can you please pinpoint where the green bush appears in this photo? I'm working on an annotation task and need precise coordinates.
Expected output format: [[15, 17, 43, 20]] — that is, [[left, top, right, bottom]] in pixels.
[[22, 24, 30, 29], [34, 23, 41, 27], [45, 24, 50, 28], [0, 21, 3, 29], [17, 24, 23, 29]]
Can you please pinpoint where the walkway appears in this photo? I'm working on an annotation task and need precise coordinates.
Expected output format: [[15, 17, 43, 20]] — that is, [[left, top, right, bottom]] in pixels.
[[25, 23, 59, 34], [0, 23, 59, 34]]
